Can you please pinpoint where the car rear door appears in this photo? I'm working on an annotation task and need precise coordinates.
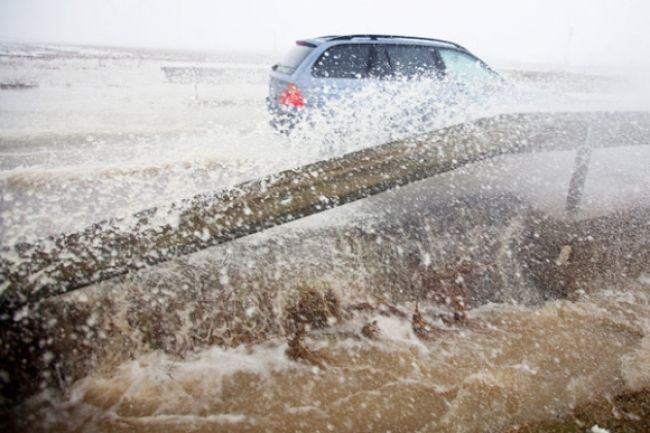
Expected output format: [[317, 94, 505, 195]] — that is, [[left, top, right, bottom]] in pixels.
[[305, 43, 373, 108]]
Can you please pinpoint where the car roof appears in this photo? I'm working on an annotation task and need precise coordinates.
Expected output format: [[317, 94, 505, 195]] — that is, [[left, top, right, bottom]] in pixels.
[[298, 34, 468, 51]]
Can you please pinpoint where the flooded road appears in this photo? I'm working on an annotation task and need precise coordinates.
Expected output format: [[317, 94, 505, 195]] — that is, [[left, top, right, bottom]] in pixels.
[[1, 43, 650, 433]]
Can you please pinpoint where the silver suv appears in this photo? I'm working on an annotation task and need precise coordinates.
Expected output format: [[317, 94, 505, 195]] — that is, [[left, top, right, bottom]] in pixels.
[[267, 34, 500, 132]]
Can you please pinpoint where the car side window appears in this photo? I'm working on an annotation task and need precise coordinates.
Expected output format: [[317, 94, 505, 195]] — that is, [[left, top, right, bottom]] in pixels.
[[385, 45, 439, 79], [312, 44, 371, 79], [438, 49, 496, 82], [367, 45, 392, 79]]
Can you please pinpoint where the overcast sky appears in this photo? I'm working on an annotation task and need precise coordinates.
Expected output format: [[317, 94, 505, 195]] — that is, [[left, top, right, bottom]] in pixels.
[[1, 0, 648, 66]]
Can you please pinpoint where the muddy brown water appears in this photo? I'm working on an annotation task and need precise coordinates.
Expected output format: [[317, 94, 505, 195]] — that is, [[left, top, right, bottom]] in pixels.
[[5, 287, 650, 433]]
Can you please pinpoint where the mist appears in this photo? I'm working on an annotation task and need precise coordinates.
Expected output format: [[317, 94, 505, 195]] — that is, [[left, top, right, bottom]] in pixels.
[[1, 0, 649, 67]]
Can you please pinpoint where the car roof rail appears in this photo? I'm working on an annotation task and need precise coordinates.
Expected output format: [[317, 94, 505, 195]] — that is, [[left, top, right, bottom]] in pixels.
[[322, 34, 468, 51]]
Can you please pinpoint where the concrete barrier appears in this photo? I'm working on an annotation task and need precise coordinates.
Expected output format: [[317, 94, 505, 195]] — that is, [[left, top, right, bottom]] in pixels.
[[1, 111, 649, 310]]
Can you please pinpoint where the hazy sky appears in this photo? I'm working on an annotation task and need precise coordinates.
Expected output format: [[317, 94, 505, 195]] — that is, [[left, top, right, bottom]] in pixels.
[[1, 0, 648, 65]]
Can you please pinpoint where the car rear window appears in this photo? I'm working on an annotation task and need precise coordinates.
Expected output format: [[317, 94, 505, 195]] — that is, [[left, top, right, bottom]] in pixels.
[[385, 45, 439, 78], [312, 44, 371, 79], [275, 45, 314, 75]]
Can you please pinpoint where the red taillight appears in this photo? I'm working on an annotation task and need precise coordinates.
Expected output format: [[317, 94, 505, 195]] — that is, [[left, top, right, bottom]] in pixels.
[[279, 84, 305, 107]]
